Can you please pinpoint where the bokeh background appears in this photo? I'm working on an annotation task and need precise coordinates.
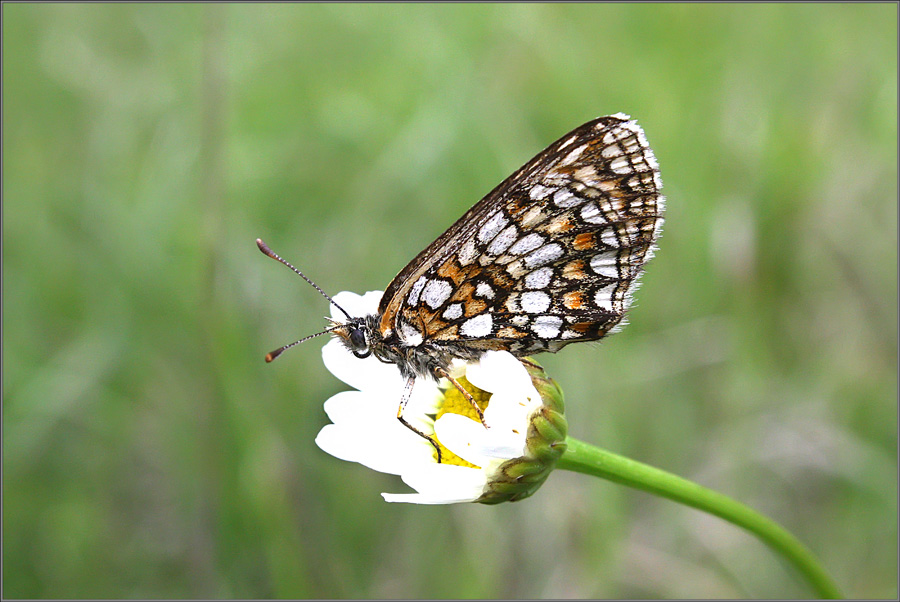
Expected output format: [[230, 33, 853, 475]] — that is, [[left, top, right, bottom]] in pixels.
[[3, 3, 896, 599]]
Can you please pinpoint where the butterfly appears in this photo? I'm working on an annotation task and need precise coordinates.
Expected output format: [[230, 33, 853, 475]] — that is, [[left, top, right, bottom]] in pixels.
[[258, 113, 664, 461]]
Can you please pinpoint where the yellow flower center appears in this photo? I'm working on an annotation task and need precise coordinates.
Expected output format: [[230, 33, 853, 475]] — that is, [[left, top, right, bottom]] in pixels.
[[433, 375, 491, 467]]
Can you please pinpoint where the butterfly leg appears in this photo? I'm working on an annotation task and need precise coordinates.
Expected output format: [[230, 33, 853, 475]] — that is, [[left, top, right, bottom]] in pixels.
[[434, 367, 488, 429], [397, 375, 443, 463]]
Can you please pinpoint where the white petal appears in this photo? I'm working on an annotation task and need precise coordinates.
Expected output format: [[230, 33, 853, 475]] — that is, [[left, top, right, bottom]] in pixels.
[[321, 389, 436, 452], [384, 463, 486, 504], [436, 413, 524, 463], [315, 424, 382, 467], [382, 492, 481, 504], [322, 390, 391, 425], [315, 423, 433, 475], [321, 338, 402, 392], [465, 350, 531, 394], [434, 414, 493, 466], [483, 390, 537, 430], [404, 380, 444, 416]]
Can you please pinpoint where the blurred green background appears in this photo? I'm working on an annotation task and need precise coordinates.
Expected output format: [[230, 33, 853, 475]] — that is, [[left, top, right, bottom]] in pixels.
[[3, 3, 896, 599]]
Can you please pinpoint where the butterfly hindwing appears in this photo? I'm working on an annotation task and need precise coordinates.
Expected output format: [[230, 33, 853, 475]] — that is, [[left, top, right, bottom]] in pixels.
[[379, 114, 664, 356]]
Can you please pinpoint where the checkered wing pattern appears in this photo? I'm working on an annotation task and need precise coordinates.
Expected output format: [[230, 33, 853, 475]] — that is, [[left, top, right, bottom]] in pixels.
[[378, 113, 665, 357]]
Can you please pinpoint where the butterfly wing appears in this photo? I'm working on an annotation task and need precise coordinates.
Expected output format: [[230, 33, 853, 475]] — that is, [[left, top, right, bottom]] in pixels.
[[378, 114, 665, 356]]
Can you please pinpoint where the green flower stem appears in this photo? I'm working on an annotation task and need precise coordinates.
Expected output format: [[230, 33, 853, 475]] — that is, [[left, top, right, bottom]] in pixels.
[[556, 437, 842, 599]]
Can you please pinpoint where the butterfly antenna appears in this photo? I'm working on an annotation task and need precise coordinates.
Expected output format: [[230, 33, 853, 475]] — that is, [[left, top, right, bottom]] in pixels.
[[256, 238, 353, 321], [265, 325, 341, 363]]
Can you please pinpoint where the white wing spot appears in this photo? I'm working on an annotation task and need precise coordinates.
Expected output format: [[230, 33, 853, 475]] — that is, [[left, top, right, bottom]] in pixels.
[[531, 315, 563, 339], [422, 279, 452, 309], [580, 202, 606, 225], [509, 232, 545, 256], [524, 243, 563, 268], [561, 144, 587, 165], [487, 224, 519, 255], [558, 134, 578, 150], [529, 184, 557, 200], [511, 315, 529, 327], [552, 188, 582, 208], [478, 211, 509, 243], [590, 253, 619, 278], [443, 303, 463, 320], [457, 238, 478, 266], [600, 228, 619, 247], [524, 266, 553, 289], [521, 291, 551, 313], [398, 319, 424, 346], [475, 282, 495, 299], [601, 144, 623, 159], [593, 284, 617, 310], [408, 276, 427, 306], [610, 156, 632, 174], [460, 313, 493, 338]]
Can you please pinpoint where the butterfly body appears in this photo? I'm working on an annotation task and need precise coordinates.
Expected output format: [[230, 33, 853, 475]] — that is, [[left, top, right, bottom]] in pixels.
[[333, 312, 493, 382], [331, 113, 665, 385]]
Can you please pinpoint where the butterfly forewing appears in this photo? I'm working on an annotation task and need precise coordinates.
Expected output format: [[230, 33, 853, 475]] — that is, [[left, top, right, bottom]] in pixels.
[[378, 113, 664, 357]]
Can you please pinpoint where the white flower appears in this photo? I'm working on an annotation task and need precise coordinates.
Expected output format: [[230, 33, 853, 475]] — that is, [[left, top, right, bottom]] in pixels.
[[314, 290, 563, 504]]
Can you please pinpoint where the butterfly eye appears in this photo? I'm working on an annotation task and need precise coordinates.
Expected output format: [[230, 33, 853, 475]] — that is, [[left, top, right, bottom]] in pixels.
[[349, 327, 370, 357]]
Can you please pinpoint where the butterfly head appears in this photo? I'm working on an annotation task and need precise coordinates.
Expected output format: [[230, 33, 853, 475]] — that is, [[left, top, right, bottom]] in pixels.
[[331, 310, 431, 378], [332, 316, 374, 359]]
